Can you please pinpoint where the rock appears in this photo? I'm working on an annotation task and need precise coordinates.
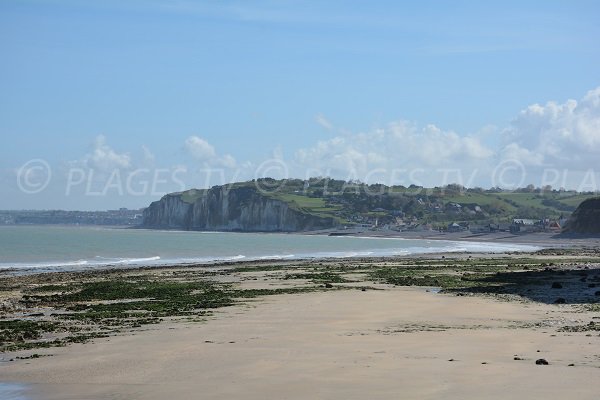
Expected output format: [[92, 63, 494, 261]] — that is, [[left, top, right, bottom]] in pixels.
[[325, 283, 333, 288], [551, 282, 563, 289], [535, 359, 549, 365], [361, 288, 366, 292], [568, 363, 575, 367], [554, 298, 566, 304], [513, 356, 523, 360]]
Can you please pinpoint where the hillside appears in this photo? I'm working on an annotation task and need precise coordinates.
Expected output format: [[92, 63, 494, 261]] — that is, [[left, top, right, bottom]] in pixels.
[[562, 197, 600, 234], [143, 178, 597, 231]]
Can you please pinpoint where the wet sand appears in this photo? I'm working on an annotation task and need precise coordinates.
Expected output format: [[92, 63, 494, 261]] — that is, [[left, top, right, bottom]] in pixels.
[[3, 287, 600, 400], [1, 249, 600, 399]]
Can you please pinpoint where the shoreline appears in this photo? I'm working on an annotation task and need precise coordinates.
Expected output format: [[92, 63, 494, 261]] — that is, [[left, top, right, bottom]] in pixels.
[[4, 229, 598, 276]]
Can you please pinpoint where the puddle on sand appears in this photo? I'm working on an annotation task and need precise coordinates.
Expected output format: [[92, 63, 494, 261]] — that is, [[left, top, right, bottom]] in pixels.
[[0, 383, 31, 400]]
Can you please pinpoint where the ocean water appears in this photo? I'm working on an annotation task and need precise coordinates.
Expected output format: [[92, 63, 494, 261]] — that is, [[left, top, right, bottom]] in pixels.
[[0, 225, 540, 273]]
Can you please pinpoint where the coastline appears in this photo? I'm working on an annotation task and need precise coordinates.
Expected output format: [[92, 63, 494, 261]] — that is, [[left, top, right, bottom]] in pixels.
[[1, 249, 600, 399], [4, 226, 599, 276], [309, 229, 600, 247]]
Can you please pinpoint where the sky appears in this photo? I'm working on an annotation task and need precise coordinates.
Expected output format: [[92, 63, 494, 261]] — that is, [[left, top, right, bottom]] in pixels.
[[1, 0, 599, 210]]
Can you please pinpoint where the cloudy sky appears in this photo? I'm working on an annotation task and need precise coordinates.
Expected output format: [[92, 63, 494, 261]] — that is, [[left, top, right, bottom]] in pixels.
[[1, 0, 599, 210]]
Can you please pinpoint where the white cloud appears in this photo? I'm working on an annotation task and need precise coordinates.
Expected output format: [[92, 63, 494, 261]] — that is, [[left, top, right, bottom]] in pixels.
[[141, 145, 156, 166], [294, 121, 493, 184], [315, 113, 334, 131], [294, 87, 600, 189], [184, 136, 217, 160], [501, 87, 600, 168], [184, 136, 237, 168], [84, 135, 131, 172]]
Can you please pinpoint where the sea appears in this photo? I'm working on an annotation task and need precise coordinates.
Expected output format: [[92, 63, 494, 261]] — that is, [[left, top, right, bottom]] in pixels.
[[0, 225, 541, 274]]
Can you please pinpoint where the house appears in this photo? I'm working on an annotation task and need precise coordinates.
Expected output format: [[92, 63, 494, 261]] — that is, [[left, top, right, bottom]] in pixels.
[[447, 222, 463, 232], [510, 218, 542, 233], [547, 220, 561, 232]]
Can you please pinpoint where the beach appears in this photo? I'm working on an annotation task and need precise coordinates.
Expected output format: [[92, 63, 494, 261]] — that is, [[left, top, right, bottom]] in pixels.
[[1, 247, 600, 399]]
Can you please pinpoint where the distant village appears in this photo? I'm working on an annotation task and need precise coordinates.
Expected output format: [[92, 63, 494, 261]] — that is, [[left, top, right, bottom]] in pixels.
[[0, 208, 144, 226], [331, 195, 569, 235]]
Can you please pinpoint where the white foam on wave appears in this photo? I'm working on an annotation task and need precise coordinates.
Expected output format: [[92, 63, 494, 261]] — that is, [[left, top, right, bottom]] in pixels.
[[257, 254, 295, 260], [0, 259, 89, 270], [112, 256, 161, 265], [0, 256, 163, 271]]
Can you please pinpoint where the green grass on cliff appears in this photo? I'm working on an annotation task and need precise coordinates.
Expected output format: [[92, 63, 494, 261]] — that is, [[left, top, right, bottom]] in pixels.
[[169, 179, 598, 227], [180, 189, 206, 204]]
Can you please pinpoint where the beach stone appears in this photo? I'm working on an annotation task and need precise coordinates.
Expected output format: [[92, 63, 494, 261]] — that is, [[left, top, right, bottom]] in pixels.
[[554, 298, 566, 304], [535, 359, 549, 365], [551, 282, 563, 289]]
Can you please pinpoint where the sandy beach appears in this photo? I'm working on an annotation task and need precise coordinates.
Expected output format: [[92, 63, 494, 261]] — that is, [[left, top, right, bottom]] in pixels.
[[2, 249, 600, 399]]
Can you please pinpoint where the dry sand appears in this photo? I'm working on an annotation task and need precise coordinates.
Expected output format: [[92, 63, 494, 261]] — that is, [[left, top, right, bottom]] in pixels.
[[3, 286, 599, 399]]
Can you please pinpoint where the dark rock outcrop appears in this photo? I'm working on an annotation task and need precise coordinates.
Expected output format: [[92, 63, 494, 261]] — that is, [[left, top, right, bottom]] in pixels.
[[142, 186, 336, 232], [563, 197, 600, 234]]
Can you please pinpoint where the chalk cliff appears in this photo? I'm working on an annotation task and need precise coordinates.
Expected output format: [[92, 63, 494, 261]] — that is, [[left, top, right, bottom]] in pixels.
[[142, 185, 336, 232]]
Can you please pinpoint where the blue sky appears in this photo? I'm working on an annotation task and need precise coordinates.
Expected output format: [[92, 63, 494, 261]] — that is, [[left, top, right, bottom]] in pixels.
[[1, 1, 599, 209]]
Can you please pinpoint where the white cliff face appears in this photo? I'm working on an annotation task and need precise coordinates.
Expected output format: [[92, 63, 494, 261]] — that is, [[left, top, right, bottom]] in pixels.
[[143, 193, 193, 229], [143, 186, 335, 232]]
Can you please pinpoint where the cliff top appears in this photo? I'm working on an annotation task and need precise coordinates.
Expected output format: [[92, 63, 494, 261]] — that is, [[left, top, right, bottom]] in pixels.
[[162, 178, 598, 228]]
